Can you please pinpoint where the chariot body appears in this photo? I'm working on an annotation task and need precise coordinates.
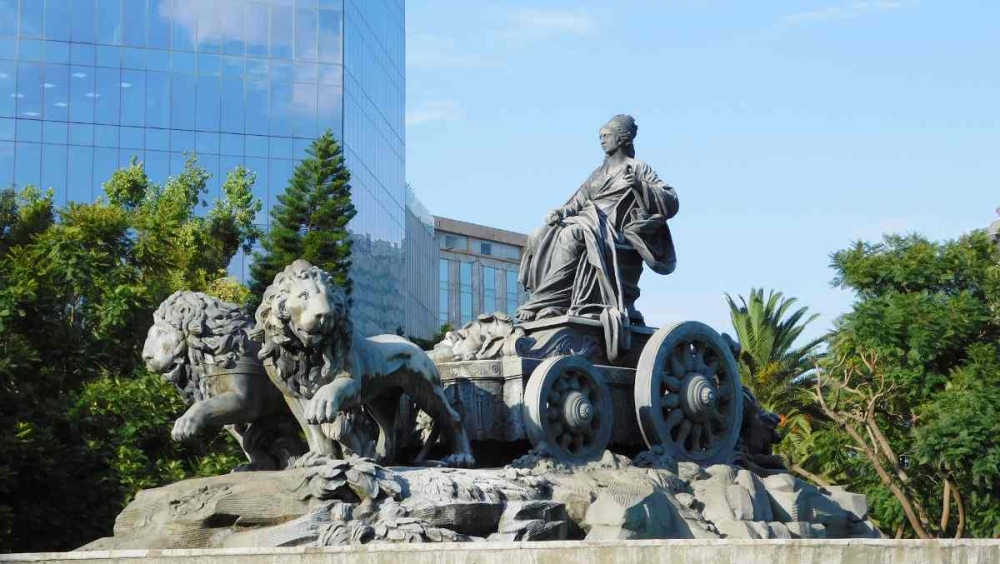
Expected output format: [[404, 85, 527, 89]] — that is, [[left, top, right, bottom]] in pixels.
[[430, 314, 745, 465]]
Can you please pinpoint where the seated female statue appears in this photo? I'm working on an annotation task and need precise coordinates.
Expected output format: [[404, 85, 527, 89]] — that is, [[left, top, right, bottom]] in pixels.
[[515, 115, 679, 357]]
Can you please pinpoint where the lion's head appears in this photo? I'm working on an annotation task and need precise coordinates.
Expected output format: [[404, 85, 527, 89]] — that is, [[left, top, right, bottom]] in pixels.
[[143, 291, 256, 402], [252, 260, 352, 399]]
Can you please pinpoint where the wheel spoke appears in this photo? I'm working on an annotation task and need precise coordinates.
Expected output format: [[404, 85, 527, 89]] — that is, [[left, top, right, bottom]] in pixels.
[[664, 407, 684, 430], [559, 433, 572, 450], [675, 419, 692, 447], [693, 344, 705, 368], [660, 393, 680, 410], [718, 384, 731, 400], [705, 358, 719, 378], [670, 354, 685, 378], [663, 376, 682, 393], [703, 422, 715, 448], [690, 422, 703, 451], [548, 406, 559, 421]]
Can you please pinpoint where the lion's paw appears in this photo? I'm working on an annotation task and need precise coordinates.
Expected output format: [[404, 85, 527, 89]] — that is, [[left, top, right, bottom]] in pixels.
[[440, 453, 476, 469], [171, 414, 201, 441]]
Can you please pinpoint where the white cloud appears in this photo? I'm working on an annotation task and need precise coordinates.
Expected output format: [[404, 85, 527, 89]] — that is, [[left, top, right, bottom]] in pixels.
[[496, 9, 599, 44], [782, 1, 907, 25], [406, 100, 462, 126], [166, 0, 267, 45]]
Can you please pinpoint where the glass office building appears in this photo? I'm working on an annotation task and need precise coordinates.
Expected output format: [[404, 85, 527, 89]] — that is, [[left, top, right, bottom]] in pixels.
[[0, 0, 431, 338]]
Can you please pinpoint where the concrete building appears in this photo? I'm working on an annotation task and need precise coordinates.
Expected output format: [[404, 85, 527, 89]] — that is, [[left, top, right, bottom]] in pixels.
[[435, 215, 528, 329], [0, 0, 429, 339]]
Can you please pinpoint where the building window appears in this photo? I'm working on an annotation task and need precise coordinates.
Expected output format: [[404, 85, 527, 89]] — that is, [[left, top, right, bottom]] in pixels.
[[506, 270, 519, 315], [496, 242, 521, 260], [439, 259, 450, 326], [460, 262, 473, 325], [441, 234, 467, 251], [483, 266, 496, 314], [480, 241, 492, 256]]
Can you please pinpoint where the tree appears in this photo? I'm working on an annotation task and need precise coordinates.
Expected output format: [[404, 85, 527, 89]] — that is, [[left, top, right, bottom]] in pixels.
[[0, 156, 261, 552], [809, 232, 1000, 538], [250, 130, 356, 298], [726, 288, 825, 413], [726, 289, 826, 477]]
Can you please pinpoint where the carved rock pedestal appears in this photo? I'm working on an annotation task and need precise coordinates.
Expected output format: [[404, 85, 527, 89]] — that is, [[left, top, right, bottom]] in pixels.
[[80, 452, 881, 550]]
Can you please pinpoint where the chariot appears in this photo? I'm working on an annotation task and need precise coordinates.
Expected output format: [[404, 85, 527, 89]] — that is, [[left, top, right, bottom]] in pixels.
[[432, 315, 744, 465]]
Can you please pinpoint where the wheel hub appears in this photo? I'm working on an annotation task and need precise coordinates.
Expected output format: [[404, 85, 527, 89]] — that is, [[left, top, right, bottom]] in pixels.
[[681, 373, 718, 422], [562, 390, 594, 431]]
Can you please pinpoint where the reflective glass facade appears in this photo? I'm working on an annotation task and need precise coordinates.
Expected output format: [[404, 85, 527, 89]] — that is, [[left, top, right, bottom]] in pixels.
[[0, 0, 423, 338]]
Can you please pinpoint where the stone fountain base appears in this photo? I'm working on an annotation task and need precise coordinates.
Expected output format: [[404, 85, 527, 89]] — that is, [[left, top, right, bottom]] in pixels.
[[79, 450, 880, 551]]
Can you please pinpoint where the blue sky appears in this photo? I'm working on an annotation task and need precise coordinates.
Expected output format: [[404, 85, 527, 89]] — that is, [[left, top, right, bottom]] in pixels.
[[404, 0, 1000, 340]]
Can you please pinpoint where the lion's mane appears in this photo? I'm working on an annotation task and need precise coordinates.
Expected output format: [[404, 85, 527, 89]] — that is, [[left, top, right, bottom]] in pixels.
[[251, 260, 352, 400], [152, 291, 256, 402]]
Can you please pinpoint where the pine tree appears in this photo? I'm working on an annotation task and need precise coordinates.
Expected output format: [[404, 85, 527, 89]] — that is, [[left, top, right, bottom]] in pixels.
[[250, 130, 357, 297]]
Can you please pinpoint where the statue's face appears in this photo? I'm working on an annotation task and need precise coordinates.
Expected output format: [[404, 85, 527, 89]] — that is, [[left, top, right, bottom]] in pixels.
[[283, 275, 336, 348], [600, 127, 623, 155], [142, 321, 184, 374]]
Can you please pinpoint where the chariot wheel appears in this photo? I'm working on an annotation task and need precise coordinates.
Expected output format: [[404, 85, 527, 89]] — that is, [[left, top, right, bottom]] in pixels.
[[524, 356, 613, 463], [634, 321, 743, 465]]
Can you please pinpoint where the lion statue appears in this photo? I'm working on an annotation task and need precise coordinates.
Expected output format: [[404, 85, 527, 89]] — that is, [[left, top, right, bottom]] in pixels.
[[143, 291, 307, 470], [251, 259, 475, 467]]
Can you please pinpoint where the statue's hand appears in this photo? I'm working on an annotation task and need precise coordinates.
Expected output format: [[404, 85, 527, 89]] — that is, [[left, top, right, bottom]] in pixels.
[[545, 209, 563, 225], [623, 166, 639, 188]]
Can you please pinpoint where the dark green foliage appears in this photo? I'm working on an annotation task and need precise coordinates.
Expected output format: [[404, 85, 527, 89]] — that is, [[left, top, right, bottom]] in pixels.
[[810, 231, 1000, 538], [0, 157, 260, 552], [251, 130, 356, 298]]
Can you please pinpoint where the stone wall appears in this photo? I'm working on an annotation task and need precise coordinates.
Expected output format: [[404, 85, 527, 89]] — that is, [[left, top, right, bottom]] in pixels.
[[3, 540, 999, 564]]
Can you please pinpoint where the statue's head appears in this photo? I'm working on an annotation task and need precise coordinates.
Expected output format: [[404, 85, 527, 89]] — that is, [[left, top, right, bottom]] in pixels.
[[143, 318, 186, 377], [143, 291, 256, 397], [253, 259, 350, 351], [252, 260, 352, 398], [600, 114, 638, 158]]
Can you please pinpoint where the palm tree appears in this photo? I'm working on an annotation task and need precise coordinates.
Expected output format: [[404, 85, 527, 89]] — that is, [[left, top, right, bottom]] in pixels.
[[726, 288, 825, 415], [726, 288, 829, 480]]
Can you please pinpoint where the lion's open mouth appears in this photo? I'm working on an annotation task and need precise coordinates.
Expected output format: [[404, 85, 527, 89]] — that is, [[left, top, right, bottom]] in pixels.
[[162, 362, 186, 384]]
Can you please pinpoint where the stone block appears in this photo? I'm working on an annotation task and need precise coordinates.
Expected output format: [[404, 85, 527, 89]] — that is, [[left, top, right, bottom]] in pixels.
[[827, 485, 869, 521], [735, 469, 773, 522], [767, 521, 793, 539], [724, 485, 755, 521], [849, 519, 885, 539], [715, 519, 764, 539], [786, 521, 826, 539]]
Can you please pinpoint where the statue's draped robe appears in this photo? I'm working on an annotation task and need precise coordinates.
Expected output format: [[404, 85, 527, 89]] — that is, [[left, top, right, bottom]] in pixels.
[[518, 159, 678, 360]]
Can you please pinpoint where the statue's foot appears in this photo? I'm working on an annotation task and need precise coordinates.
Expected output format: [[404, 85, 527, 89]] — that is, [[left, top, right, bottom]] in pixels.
[[536, 307, 566, 320], [440, 453, 476, 469], [515, 308, 536, 322]]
